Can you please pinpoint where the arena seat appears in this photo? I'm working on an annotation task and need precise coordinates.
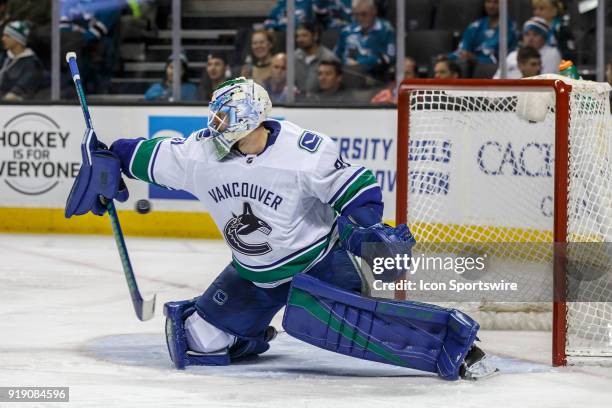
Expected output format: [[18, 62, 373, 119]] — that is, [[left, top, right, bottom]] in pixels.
[[433, 0, 483, 32], [405, 0, 434, 31], [405, 30, 455, 67], [471, 62, 498, 79]]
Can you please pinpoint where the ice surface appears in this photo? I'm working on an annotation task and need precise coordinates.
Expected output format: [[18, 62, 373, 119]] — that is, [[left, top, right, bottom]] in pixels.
[[1, 234, 612, 408]]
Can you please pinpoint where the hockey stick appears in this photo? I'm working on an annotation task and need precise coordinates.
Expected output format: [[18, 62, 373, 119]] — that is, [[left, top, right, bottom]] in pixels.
[[66, 52, 156, 321]]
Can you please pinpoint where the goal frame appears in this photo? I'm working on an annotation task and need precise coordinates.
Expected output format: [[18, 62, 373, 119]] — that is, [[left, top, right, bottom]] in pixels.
[[395, 78, 573, 367]]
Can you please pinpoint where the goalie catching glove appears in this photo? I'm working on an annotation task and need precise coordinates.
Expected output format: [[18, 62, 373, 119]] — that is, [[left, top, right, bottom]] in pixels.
[[65, 129, 129, 218], [337, 215, 416, 281]]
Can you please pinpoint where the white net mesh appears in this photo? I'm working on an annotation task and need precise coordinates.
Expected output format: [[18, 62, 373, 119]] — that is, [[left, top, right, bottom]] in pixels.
[[398, 75, 612, 361], [564, 77, 612, 358]]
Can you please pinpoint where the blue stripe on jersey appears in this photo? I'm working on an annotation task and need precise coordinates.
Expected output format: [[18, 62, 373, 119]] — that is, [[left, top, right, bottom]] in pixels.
[[110, 137, 146, 179], [341, 187, 383, 220], [149, 140, 164, 185], [327, 166, 366, 204], [234, 220, 337, 271]]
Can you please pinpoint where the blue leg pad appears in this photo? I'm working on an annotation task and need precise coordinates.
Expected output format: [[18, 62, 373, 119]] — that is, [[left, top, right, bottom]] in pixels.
[[163, 299, 230, 369], [283, 274, 479, 380]]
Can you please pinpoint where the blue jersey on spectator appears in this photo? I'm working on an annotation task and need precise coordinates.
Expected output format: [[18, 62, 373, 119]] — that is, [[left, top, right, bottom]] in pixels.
[[314, 0, 351, 29], [264, 0, 315, 31], [546, 16, 575, 61], [144, 82, 198, 102], [60, 0, 124, 93], [450, 16, 518, 64], [548, 17, 560, 47], [334, 18, 396, 72], [60, 0, 121, 43]]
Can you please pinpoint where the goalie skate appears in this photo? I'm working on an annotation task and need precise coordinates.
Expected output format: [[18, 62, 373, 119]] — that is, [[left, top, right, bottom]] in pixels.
[[460, 345, 499, 381]]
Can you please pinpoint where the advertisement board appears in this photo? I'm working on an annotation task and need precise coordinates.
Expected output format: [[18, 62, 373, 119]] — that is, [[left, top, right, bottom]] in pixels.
[[0, 105, 397, 236]]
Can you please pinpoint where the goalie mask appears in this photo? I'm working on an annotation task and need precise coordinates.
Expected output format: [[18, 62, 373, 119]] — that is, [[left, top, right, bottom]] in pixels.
[[207, 78, 272, 159]]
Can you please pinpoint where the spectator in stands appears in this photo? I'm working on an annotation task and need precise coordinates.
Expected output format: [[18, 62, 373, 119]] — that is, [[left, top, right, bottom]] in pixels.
[[307, 59, 347, 102], [449, 0, 518, 66], [0, 21, 43, 101], [516, 46, 542, 78], [3, 0, 51, 71], [314, 0, 352, 29], [60, 0, 121, 94], [402, 56, 417, 80], [199, 53, 229, 102], [241, 30, 275, 86], [264, 0, 315, 31], [144, 54, 197, 102], [334, 0, 395, 82], [494, 17, 559, 79], [263, 53, 288, 104], [295, 22, 338, 94], [433, 57, 461, 79], [370, 56, 416, 105], [532, 0, 575, 61]]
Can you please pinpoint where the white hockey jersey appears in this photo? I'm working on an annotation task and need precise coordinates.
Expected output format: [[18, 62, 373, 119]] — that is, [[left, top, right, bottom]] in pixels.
[[123, 120, 379, 286]]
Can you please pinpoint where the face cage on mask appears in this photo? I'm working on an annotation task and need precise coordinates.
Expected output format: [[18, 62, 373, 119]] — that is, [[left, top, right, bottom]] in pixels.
[[207, 103, 261, 160]]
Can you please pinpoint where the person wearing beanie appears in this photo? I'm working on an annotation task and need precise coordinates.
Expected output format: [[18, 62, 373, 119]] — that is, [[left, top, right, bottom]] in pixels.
[[0, 20, 43, 101], [532, 0, 576, 61], [494, 16, 561, 79]]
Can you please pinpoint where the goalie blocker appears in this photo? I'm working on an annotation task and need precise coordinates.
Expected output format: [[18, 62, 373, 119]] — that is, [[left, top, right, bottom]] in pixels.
[[65, 128, 129, 217]]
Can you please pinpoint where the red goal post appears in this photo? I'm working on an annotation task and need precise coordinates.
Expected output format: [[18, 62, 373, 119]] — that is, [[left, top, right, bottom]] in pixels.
[[395, 77, 611, 367]]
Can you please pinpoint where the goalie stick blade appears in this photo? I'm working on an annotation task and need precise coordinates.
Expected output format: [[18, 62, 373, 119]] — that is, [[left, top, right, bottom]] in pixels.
[[136, 294, 157, 321]]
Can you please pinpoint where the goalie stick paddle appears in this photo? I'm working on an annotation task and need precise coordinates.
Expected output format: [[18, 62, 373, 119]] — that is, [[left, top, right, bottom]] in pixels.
[[66, 52, 156, 321]]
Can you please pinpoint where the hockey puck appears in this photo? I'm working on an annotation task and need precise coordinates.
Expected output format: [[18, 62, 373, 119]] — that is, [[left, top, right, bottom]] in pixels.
[[135, 199, 152, 214]]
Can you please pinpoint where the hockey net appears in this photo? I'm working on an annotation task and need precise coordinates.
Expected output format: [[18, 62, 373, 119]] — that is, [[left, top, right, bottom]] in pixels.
[[395, 75, 612, 365]]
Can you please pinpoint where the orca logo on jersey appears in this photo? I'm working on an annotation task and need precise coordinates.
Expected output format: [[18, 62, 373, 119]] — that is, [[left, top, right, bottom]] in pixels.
[[334, 155, 350, 170], [223, 202, 273, 256]]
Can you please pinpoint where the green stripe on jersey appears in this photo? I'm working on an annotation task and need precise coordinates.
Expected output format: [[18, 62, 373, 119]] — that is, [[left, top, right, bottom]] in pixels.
[[332, 170, 378, 213], [131, 137, 168, 183], [288, 288, 410, 367], [233, 234, 333, 283]]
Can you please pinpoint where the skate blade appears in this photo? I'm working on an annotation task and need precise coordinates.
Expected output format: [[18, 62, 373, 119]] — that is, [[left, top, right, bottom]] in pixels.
[[463, 367, 500, 381], [462, 356, 500, 381]]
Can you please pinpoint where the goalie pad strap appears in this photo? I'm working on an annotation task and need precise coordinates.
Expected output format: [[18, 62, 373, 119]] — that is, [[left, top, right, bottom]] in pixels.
[[283, 274, 479, 380]]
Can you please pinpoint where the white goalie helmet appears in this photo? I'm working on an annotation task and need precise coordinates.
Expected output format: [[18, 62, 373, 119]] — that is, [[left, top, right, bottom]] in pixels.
[[207, 77, 272, 159]]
